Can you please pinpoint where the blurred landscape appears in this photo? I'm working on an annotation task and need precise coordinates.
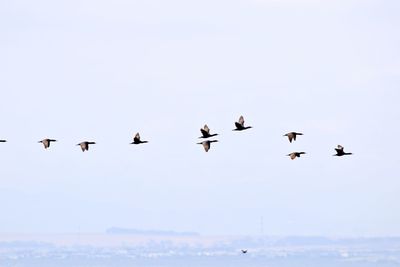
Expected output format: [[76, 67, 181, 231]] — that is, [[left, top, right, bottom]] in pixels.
[[1, 228, 399, 267]]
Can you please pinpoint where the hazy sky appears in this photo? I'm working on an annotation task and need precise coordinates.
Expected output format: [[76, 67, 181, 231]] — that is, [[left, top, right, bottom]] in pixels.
[[0, 0, 399, 236]]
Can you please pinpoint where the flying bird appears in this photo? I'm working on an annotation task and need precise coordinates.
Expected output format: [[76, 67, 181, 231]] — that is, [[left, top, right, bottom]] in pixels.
[[197, 140, 218, 152], [77, 141, 96, 152], [38, 138, 57, 149], [233, 115, 252, 131], [241, 249, 248, 254], [284, 132, 303, 143], [333, 145, 353, 156], [199, 124, 218, 139], [130, 133, 148, 144], [287, 152, 306, 160]]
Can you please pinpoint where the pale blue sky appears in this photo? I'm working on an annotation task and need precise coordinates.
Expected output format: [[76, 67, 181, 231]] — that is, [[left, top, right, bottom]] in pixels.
[[0, 0, 399, 236]]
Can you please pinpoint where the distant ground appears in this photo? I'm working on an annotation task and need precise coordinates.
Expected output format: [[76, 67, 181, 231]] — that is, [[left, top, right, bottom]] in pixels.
[[0, 231, 399, 267]]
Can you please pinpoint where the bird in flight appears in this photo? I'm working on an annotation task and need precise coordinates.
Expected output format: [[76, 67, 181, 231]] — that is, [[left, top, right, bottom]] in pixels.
[[130, 133, 148, 145], [283, 132, 303, 143], [287, 151, 306, 160], [38, 138, 57, 149], [233, 115, 252, 131], [241, 249, 248, 254], [77, 141, 96, 152], [197, 140, 218, 152], [199, 124, 218, 139], [333, 145, 353, 156]]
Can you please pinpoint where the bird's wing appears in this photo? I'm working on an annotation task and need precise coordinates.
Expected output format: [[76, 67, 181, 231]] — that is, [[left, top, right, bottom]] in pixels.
[[200, 128, 208, 137], [235, 122, 242, 129]]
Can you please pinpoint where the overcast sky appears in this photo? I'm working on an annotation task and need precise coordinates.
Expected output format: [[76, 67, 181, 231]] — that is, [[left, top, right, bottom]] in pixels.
[[0, 0, 399, 237]]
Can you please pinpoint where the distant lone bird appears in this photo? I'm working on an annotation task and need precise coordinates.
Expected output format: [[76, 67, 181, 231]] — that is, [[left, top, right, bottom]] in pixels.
[[197, 140, 218, 152], [199, 124, 218, 139], [130, 133, 148, 144], [333, 145, 353, 156], [284, 132, 303, 143], [0, 140, 6, 143], [287, 152, 306, 160], [38, 138, 57, 149], [233, 115, 252, 131], [77, 141, 96, 152], [241, 249, 248, 254]]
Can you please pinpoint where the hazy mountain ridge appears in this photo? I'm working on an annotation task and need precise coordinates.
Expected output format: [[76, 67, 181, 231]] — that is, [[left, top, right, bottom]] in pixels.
[[106, 227, 199, 236]]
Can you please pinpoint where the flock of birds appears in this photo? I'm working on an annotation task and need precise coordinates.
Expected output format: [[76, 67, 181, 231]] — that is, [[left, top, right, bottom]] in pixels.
[[0, 115, 353, 256], [0, 116, 353, 158], [196, 116, 352, 158]]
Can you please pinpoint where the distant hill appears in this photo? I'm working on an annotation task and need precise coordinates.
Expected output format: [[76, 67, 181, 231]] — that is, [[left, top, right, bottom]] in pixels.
[[106, 227, 199, 236]]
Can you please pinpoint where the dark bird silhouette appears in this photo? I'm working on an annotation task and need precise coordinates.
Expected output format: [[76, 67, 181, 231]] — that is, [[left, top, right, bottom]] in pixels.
[[130, 133, 148, 144], [333, 145, 353, 156], [241, 249, 248, 254], [199, 124, 218, 139], [77, 141, 96, 152], [0, 140, 6, 143], [197, 140, 218, 152], [284, 132, 303, 143], [233, 115, 252, 131], [38, 138, 57, 149], [287, 151, 306, 160]]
